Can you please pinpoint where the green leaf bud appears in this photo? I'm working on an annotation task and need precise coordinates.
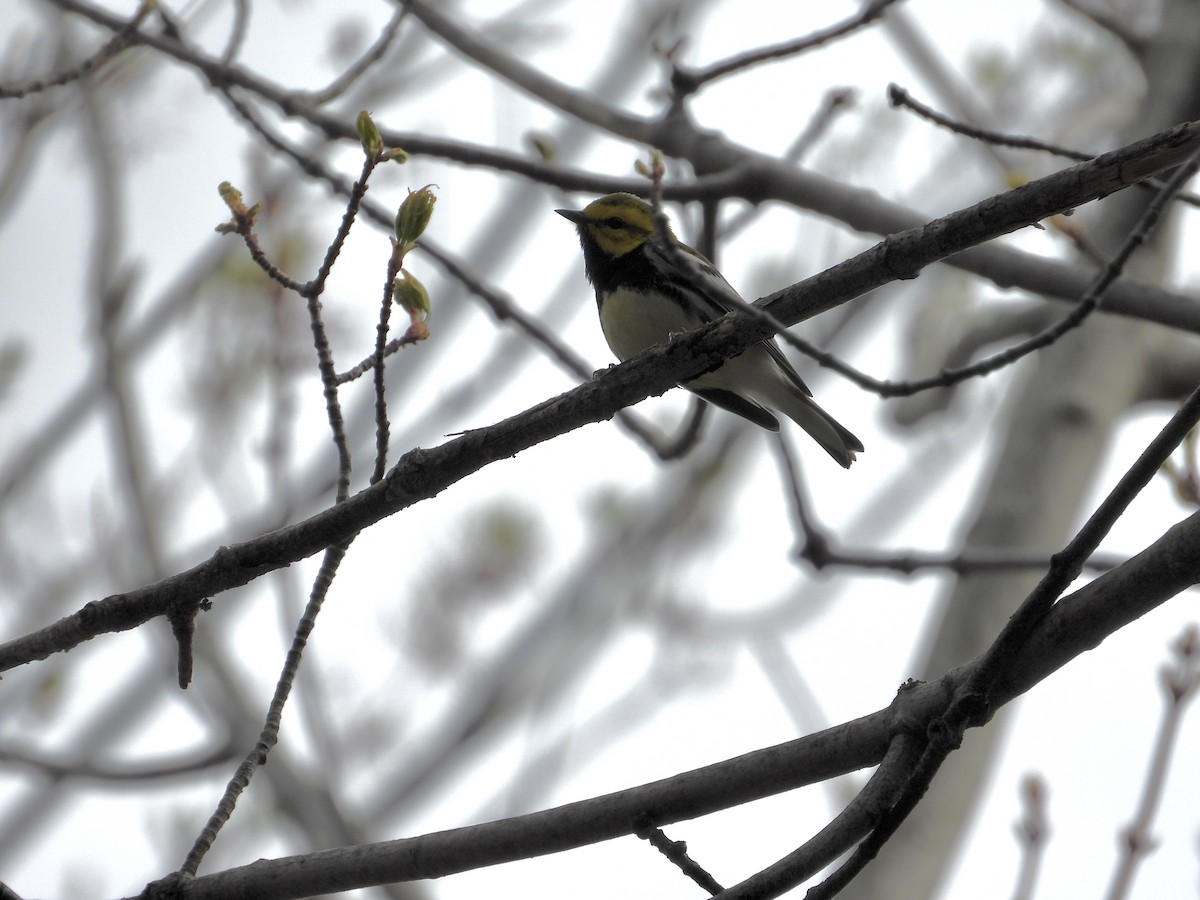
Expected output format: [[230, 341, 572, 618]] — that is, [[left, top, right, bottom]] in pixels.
[[355, 110, 384, 158], [394, 268, 431, 319], [394, 185, 437, 244]]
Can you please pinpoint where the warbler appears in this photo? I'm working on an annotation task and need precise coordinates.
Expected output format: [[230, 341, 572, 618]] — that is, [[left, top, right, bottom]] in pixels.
[[557, 192, 863, 467]]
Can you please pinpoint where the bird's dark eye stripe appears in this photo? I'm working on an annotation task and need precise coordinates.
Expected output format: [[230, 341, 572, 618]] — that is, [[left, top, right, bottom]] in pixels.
[[603, 217, 625, 229]]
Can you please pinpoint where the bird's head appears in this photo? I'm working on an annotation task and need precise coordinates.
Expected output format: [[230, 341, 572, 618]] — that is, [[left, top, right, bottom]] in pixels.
[[556, 193, 670, 258]]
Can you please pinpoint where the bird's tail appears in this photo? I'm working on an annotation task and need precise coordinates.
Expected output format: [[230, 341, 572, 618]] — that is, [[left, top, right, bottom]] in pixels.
[[771, 386, 864, 468]]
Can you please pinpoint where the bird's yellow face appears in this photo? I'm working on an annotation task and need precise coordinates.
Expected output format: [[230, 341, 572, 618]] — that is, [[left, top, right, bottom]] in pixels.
[[573, 193, 662, 258]]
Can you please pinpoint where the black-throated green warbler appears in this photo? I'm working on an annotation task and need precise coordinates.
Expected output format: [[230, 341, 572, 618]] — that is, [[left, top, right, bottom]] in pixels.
[[557, 192, 863, 467]]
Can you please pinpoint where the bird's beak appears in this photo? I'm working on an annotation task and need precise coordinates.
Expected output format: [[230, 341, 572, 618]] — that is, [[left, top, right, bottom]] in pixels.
[[555, 208, 588, 225]]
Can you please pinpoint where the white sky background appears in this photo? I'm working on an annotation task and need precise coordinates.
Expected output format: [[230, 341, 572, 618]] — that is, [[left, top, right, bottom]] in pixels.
[[0, 1, 1198, 899]]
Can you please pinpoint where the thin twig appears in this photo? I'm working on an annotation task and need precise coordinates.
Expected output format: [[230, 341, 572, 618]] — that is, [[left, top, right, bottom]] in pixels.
[[670, 0, 903, 98], [773, 432, 1120, 575], [371, 253, 399, 486], [1104, 625, 1200, 900], [890, 83, 1094, 160], [218, 0, 249, 65], [1054, 0, 1143, 56], [634, 818, 725, 895], [718, 87, 857, 242], [292, 150, 384, 502], [299, 5, 409, 106], [177, 540, 352, 877], [0, 0, 153, 98], [1010, 775, 1049, 900], [0, 741, 238, 782], [1160, 426, 1200, 505], [888, 83, 1200, 209]]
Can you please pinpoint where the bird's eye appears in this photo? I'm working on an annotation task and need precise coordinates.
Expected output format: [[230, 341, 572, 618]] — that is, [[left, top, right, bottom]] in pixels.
[[604, 217, 624, 229]]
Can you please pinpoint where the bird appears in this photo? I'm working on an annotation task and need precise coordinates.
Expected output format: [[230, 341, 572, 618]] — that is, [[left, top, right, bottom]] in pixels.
[[556, 192, 863, 467]]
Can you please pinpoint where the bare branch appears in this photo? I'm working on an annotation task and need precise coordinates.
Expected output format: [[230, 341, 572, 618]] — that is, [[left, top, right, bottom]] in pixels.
[[178, 541, 352, 878], [400, 0, 652, 139], [635, 817, 725, 895], [1104, 626, 1200, 900], [773, 433, 1121, 575], [0, 742, 238, 782], [0, 0, 152, 98], [888, 83, 1200, 208], [671, 0, 903, 98], [1010, 775, 1050, 900], [299, 5, 410, 106]]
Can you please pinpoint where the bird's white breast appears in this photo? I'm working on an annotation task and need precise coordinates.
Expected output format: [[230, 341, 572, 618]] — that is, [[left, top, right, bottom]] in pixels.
[[598, 288, 699, 362]]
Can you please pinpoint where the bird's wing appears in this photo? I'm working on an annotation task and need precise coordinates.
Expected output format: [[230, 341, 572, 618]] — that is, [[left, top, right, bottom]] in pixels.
[[687, 386, 782, 431], [648, 238, 813, 398]]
